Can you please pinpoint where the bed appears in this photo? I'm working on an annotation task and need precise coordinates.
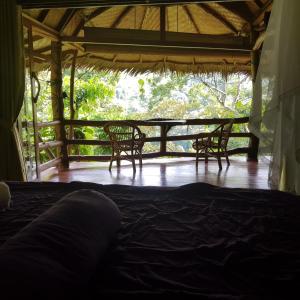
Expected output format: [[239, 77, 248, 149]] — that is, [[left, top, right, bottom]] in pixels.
[[1, 181, 300, 299]]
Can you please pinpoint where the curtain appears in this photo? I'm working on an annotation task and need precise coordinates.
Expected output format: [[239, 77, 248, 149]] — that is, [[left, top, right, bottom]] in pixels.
[[0, 0, 26, 181], [249, 0, 300, 194]]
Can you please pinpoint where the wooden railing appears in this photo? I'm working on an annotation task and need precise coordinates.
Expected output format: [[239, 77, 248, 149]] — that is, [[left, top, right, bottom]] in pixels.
[[64, 117, 259, 162], [22, 117, 259, 174], [22, 120, 63, 174]]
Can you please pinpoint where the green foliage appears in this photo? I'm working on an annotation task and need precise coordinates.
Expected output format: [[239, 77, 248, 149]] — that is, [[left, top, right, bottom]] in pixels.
[[27, 70, 252, 158]]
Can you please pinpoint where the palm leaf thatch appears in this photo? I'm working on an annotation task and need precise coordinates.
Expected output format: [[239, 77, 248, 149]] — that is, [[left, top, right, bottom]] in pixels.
[[22, 0, 272, 75]]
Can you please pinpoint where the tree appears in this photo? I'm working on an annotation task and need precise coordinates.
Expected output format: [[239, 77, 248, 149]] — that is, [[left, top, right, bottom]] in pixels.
[[22, 69, 252, 159]]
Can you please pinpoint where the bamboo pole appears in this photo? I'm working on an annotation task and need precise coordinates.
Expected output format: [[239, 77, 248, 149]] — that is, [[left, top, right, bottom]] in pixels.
[[68, 50, 77, 154], [28, 26, 41, 179]]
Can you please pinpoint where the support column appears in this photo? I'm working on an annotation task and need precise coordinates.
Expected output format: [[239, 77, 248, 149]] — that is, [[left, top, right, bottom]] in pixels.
[[28, 26, 41, 179], [248, 49, 261, 162], [68, 50, 77, 154], [248, 29, 261, 162], [51, 41, 69, 168]]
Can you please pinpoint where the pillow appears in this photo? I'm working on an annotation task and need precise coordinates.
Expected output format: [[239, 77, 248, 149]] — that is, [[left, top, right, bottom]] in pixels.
[[0, 189, 121, 298], [0, 181, 11, 211]]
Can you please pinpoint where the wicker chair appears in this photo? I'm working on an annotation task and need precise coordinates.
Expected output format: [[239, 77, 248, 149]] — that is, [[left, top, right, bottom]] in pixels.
[[104, 122, 146, 172], [192, 120, 234, 170]]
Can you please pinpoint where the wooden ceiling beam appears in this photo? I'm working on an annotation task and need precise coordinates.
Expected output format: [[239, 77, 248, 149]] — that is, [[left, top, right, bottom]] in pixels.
[[22, 13, 60, 41], [37, 9, 50, 23], [252, 0, 272, 26], [254, 0, 263, 8], [111, 6, 133, 28], [85, 43, 250, 59], [56, 8, 79, 33], [72, 19, 85, 36], [218, 2, 252, 23], [24, 35, 44, 45], [24, 48, 51, 61], [139, 6, 148, 30], [72, 7, 110, 37], [22, 13, 84, 55], [160, 5, 166, 40], [35, 45, 52, 53], [86, 7, 111, 22], [19, 0, 255, 9], [183, 5, 201, 34], [63, 27, 251, 51], [199, 3, 238, 34]]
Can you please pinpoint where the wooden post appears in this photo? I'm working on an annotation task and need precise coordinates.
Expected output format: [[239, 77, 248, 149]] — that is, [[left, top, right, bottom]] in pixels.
[[160, 125, 167, 155], [248, 30, 261, 162], [248, 133, 259, 161], [28, 26, 41, 179], [51, 41, 69, 168], [248, 48, 261, 161], [68, 50, 77, 154], [160, 5, 166, 41], [160, 124, 172, 155]]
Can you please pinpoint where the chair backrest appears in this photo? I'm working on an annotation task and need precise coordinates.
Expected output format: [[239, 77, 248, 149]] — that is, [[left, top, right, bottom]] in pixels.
[[104, 122, 141, 146], [219, 120, 234, 149]]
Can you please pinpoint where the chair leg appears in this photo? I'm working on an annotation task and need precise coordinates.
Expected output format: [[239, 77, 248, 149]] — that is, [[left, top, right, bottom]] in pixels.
[[109, 155, 114, 171], [205, 149, 208, 164], [139, 151, 143, 168], [131, 151, 136, 173], [132, 158, 136, 173], [196, 149, 199, 169], [217, 156, 222, 170], [226, 153, 230, 165]]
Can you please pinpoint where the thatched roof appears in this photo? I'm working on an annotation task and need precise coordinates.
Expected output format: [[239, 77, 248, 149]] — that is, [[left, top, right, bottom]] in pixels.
[[22, 0, 272, 75]]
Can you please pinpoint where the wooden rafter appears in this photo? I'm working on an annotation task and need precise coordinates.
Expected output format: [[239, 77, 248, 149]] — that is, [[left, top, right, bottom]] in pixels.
[[252, 0, 272, 26], [86, 7, 111, 22], [112, 6, 133, 28], [85, 44, 250, 58], [24, 48, 50, 61], [218, 2, 252, 23], [35, 45, 52, 53], [199, 3, 238, 34], [254, 0, 263, 8], [160, 6, 166, 40], [56, 8, 79, 33], [183, 5, 200, 34], [72, 19, 85, 36], [22, 12, 85, 56], [24, 35, 43, 45], [72, 6, 110, 36], [139, 6, 148, 30], [37, 9, 50, 22], [22, 13, 60, 41], [76, 27, 251, 50], [19, 0, 254, 9]]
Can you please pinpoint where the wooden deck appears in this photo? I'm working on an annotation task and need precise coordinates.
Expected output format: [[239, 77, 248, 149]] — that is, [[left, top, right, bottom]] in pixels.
[[41, 157, 270, 189]]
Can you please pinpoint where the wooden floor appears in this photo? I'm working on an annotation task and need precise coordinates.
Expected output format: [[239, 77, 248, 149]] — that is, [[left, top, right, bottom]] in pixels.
[[41, 157, 270, 189]]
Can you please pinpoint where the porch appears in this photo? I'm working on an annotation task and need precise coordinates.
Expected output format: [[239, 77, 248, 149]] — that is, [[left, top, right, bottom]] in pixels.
[[41, 157, 269, 189], [18, 1, 266, 184]]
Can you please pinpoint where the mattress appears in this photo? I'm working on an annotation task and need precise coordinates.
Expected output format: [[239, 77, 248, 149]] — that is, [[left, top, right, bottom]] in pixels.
[[1, 181, 300, 298]]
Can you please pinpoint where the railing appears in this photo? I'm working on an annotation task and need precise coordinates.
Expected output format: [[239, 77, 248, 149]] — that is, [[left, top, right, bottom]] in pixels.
[[22, 120, 63, 175], [64, 117, 259, 162], [22, 117, 259, 175]]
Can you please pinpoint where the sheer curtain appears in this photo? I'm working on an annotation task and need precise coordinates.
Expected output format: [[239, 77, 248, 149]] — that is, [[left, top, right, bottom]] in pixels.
[[250, 0, 300, 194], [0, 0, 26, 181]]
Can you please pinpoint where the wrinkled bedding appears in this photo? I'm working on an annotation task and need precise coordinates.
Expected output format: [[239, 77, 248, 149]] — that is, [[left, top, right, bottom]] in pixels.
[[1, 181, 300, 299]]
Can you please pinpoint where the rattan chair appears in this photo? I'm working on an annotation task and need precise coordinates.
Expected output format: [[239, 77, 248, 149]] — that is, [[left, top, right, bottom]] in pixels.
[[192, 120, 234, 170], [104, 122, 146, 172]]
